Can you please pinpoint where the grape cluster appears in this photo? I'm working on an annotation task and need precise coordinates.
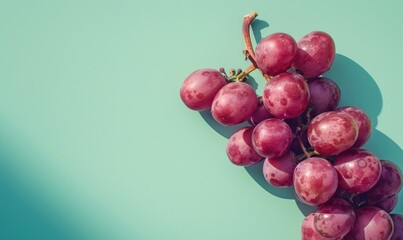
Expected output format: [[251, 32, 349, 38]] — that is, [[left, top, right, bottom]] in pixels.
[[180, 12, 402, 240]]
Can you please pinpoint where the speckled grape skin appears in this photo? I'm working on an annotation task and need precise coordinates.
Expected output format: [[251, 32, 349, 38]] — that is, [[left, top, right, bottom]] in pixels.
[[344, 207, 393, 240], [263, 151, 297, 187], [308, 77, 341, 116], [211, 82, 258, 126], [365, 160, 402, 201], [180, 69, 227, 111], [252, 118, 293, 158], [313, 198, 355, 239], [255, 32, 297, 76], [301, 213, 329, 240], [390, 214, 403, 240], [334, 149, 381, 194], [294, 157, 338, 206], [307, 111, 358, 156], [226, 127, 264, 166], [292, 31, 336, 78], [248, 97, 274, 126], [263, 72, 310, 119], [370, 194, 398, 213], [338, 106, 372, 148]]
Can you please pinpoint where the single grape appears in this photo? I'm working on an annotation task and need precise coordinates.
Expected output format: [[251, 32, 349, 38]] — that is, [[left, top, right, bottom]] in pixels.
[[313, 198, 355, 239], [255, 32, 297, 76], [248, 96, 273, 126], [263, 151, 297, 188], [262, 72, 310, 119], [337, 106, 372, 148], [293, 157, 338, 206], [334, 149, 381, 194], [292, 31, 336, 78], [252, 118, 294, 158], [307, 111, 358, 156], [301, 213, 329, 240], [308, 77, 341, 116], [365, 160, 402, 201], [369, 194, 398, 213], [344, 206, 393, 240], [226, 127, 264, 166], [390, 214, 403, 240], [211, 82, 258, 125], [180, 69, 227, 110]]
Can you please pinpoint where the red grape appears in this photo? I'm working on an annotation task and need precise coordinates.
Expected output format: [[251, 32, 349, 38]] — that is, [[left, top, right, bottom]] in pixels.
[[262, 72, 310, 119], [292, 31, 336, 78], [334, 149, 381, 194], [370, 194, 398, 213], [390, 214, 403, 240], [226, 127, 264, 166], [293, 157, 338, 206], [252, 118, 293, 158], [180, 69, 227, 110], [313, 198, 355, 239], [255, 32, 297, 76], [338, 106, 372, 148], [307, 111, 358, 156], [211, 82, 258, 125], [248, 97, 273, 126], [263, 151, 297, 188], [301, 213, 329, 240], [344, 206, 393, 240], [308, 77, 341, 116]]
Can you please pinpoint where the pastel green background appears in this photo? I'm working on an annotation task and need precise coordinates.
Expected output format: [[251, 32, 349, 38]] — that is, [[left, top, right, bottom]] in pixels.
[[0, 0, 402, 239]]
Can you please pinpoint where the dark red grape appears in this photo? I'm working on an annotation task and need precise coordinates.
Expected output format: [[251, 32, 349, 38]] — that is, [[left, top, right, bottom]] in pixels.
[[248, 97, 274, 126], [211, 82, 258, 125], [255, 32, 297, 76], [390, 214, 403, 240], [262, 72, 310, 119], [370, 194, 398, 213], [313, 198, 355, 239], [263, 151, 297, 188], [344, 206, 393, 240], [307, 111, 358, 156], [226, 127, 264, 166], [308, 77, 341, 116], [334, 149, 381, 194], [180, 69, 227, 110], [301, 213, 329, 240], [294, 157, 338, 206], [338, 106, 372, 148], [252, 118, 293, 158], [292, 31, 336, 78]]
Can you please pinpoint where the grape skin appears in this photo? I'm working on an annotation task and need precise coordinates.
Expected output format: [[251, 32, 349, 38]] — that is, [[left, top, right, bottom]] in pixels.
[[293, 157, 338, 206], [226, 127, 264, 166], [338, 106, 372, 148], [307, 111, 358, 156], [255, 32, 297, 76], [301, 213, 329, 240], [180, 69, 227, 111], [211, 82, 258, 126], [263, 151, 297, 188]]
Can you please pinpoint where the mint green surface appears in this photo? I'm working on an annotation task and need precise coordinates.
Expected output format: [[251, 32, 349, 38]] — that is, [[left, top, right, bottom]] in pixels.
[[0, 1, 402, 239]]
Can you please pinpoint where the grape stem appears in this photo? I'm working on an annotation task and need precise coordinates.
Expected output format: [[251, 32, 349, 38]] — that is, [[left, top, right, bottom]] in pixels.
[[242, 12, 271, 82]]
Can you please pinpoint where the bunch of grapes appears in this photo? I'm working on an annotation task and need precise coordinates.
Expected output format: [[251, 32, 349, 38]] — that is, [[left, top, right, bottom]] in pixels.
[[179, 12, 402, 240]]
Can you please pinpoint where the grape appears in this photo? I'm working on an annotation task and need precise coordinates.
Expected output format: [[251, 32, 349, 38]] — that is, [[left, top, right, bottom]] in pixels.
[[307, 111, 358, 156], [262, 72, 310, 119], [308, 77, 341, 116], [334, 149, 381, 194], [263, 151, 297, 187], [248, 97, 273, 126], [180, 69, 227, 111], [365, 160, 402, 201], [390, 214, 403, 240], [370, 194, 398, 213], [226, 127, 264, 166], [252, 118, 293, 157], [344, 206, 393, 240], [301, 213, 329, 240], [313, 198, 355, 239], [293, 157, 338, 206], [255, 32, 297, 76], [292, 31, 336, 78], [338, 106, 372, 148], [211, 82, 258, 125]]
